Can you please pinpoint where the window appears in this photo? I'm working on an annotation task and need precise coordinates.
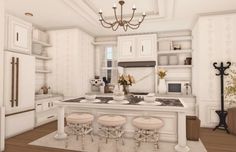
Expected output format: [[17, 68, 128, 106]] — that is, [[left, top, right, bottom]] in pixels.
[[101, 46, 117, 84]]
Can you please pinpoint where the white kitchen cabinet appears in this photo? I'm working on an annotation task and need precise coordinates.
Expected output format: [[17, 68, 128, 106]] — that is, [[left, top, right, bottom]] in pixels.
[[118, 34, 157, 61], [5, 15, 32, 54], [137, 35, 156, 58], [35, 96, 62, 126], [118, 36, 135, 59]]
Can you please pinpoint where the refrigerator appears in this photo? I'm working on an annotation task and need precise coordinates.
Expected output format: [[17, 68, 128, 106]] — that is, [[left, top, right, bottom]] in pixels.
[[4, 51, 35, 138]]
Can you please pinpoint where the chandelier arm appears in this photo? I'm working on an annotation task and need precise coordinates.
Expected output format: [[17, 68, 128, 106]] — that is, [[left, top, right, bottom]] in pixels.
[[99, 14, 113, 25], [127, 9, 135, 23], [100, 20, 113, 28], [127, 22, 141, 30], [113, 8, 119, 23], [123, 24, 128, 31], [111, 22, 120, 31], [127, 15, 145, 26]]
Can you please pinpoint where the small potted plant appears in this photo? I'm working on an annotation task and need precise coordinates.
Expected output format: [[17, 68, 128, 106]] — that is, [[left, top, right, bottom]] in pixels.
[[118, 74, 135, 94], [157, 69, 167, 94], [225, 68, 236, 108]]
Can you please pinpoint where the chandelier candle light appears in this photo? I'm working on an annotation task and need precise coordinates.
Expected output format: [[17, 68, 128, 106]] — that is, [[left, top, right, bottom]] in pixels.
[[99, 0, 146, 31]]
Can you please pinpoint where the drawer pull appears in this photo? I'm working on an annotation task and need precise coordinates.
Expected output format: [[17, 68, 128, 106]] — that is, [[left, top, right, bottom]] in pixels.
[[47, 116, 54, 119], [37, 104, 42, 106]]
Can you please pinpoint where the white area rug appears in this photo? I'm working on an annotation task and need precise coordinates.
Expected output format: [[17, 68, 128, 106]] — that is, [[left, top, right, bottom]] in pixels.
[[29, 132, 207, 152]]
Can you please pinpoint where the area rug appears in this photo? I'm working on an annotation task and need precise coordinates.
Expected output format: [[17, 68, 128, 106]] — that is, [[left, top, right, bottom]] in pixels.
[[29, 132, 207, 152]]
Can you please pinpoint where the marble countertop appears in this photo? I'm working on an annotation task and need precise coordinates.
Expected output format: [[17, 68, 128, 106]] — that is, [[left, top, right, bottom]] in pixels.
[[63, 95, 184, 107]]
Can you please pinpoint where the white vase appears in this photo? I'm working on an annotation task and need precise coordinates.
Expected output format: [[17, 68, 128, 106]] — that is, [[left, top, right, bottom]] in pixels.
[[158, 79, 167, 94]]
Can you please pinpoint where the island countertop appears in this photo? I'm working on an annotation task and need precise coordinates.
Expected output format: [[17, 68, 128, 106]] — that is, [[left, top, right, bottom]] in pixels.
[[55, 95, 188, 113]]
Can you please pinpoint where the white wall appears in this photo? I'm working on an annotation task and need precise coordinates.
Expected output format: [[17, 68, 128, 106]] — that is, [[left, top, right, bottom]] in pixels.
[[0, 0, 5, 151], [47, 28, 94, 98], [192, 13, 236, 127], [0, 0, 4, 107]]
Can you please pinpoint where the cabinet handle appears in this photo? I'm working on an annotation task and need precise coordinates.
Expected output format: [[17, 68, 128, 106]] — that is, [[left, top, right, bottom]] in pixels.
[[48, 102, 50, 107], [15, 58, 19, 107], [37, 104, 42, 106], [130, 46, 132, 52], [142, 45, 144, 52], [47, 116, 54, 119], [16, 32, 19, 41], [10, 57, 15, 108]]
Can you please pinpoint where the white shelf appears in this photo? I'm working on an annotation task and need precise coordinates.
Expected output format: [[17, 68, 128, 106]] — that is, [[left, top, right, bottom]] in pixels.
[[92, 41, 117, 45], [34, 55, 52, 60], [157, 36, 192, 42], [157, 49, 192, 55], [36, 70, 52, 73], [157, 65, 192, 68], [33, 39, 52, 47]]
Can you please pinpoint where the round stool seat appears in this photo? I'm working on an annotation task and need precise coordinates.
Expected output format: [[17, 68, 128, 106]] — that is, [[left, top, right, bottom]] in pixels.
[[66, 113, 94, 124], [133, 117, 164, 130], [98, 115, 126, 127]]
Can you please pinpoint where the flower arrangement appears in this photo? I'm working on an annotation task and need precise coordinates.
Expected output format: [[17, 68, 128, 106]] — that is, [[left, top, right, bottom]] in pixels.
[[118, 74, 135, 86], [158, 69, 167, 79], [225, 67, 236, 107]]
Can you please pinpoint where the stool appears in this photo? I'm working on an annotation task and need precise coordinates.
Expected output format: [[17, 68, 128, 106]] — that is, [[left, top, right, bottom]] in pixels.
[[132, 117, 164, 151], [97, 115, 126, 152], [65, 113, 94, 150]]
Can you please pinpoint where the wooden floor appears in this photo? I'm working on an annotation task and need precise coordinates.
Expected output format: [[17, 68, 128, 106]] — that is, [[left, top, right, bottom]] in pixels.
[[4, 121, 236, 152]]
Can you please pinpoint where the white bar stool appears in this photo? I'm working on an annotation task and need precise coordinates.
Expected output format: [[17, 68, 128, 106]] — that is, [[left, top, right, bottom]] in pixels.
[[132, 116, 164, 151], [97, 115, 126, 152], [65, 113, 94, 150]]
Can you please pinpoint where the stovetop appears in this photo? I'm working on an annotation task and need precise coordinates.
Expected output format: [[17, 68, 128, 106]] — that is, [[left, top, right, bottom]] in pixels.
[[63, 95, 183, 107]]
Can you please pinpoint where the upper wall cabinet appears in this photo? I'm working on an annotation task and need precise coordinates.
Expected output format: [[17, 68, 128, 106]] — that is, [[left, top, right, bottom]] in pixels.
[[117, 34, 157, 61], [5, 15, 32, 54]]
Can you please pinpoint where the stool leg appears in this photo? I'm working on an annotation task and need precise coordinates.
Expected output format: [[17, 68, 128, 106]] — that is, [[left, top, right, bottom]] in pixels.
[[153, 131, 159, 151], [81, 134, 85, 150], [90, 131, 94, 142]]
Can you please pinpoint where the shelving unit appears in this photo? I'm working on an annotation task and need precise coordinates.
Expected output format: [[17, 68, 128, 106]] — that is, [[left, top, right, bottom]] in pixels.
[[35, 70, 52, 73], [33, 39, 52, 47], [157, 30, 193, 95], [157, 49, 192, 55], [34, 55, 52, 60], [158, 65, 192, 68]]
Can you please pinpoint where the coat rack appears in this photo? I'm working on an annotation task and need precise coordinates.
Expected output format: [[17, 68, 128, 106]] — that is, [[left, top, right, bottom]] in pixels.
[[213, 61, 231, 133]]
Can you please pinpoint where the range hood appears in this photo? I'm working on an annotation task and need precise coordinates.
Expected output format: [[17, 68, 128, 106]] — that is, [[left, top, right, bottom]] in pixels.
[[118, 61, 156, 68]]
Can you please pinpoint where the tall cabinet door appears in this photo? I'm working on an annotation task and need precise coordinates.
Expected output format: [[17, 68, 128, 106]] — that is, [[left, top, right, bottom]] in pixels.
[[118, 36, 135, 61], [137, 34, 156, 59], [4, 51, 35, 115], [5, 15, 32, 54]]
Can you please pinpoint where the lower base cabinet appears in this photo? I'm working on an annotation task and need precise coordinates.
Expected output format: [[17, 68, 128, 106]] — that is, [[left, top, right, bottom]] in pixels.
[[35, 96, 63, 126]]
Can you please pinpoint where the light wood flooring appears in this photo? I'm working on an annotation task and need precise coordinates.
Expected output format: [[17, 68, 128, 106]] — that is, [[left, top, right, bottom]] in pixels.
[[4, 121, 236, 152]]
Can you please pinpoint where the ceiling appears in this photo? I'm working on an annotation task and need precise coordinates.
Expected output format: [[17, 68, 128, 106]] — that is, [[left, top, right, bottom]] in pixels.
[[5, 0, 236, 37]]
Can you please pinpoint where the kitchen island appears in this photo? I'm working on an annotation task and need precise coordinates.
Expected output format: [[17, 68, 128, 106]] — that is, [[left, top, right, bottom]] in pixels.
[[54, 95, 190, 152]]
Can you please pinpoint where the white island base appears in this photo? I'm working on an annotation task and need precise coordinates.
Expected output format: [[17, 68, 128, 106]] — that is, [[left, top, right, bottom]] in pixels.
[[54, 97, 190, 152]]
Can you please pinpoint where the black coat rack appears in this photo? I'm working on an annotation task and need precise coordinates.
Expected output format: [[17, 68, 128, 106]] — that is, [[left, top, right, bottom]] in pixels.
[[213, 61, 231, 133]]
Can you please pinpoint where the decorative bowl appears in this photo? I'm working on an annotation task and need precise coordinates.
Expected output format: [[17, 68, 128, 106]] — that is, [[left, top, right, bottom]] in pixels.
[[144, 94, 156, 103], [85, 94, 96, 101], [113, 91, 125, 101]]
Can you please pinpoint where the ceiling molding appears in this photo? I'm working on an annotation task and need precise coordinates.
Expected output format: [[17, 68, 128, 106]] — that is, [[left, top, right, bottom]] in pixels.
[[62, 0, 99, 26]]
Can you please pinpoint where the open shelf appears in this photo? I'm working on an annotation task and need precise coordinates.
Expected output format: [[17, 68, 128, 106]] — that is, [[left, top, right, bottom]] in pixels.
[[157, 36, 192, 42], [33, 39, 52, 47], [157, 49, 192, 55], [36, 70, 52, 73], [34, 55, 52, 60], [157, 65, 192, 68]]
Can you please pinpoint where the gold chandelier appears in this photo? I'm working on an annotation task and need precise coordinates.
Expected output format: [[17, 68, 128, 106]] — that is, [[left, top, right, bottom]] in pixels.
[[99, 0, 146, 31]]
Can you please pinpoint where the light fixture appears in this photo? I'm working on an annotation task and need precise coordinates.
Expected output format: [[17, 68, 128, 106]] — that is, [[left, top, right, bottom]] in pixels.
[[99, 0, 146, 31], [25, 12, 33, 17]]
